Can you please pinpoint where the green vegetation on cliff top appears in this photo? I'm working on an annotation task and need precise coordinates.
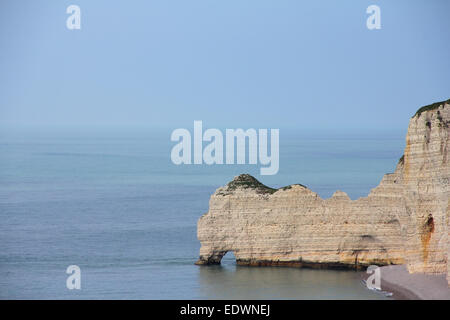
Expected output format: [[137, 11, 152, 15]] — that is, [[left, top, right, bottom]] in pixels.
[[414, 98, 450, 118], [223, 174, 306, 195]]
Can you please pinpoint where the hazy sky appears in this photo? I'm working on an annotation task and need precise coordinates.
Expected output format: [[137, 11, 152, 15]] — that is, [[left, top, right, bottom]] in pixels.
[[1, 0, 449, 130]]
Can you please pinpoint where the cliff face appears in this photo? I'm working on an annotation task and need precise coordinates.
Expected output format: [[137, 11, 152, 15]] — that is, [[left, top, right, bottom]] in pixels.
[[196, 100, 450, 283], [402, 102, 450, 275]]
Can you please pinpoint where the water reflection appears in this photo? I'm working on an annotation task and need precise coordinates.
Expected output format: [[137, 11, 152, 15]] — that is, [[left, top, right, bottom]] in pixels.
[[196, 253, 390, 300]]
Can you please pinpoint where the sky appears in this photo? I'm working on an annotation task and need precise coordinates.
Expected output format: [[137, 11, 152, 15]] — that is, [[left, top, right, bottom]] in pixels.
[[0, 0, 449, 131]]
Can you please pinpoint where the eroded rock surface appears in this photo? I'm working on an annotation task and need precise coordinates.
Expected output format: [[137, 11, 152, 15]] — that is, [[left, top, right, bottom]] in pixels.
[[196, 100, 450, 284]]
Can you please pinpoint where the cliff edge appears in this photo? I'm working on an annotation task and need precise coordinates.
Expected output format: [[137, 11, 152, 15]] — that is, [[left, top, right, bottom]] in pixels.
[[195, 99, 450, 285]]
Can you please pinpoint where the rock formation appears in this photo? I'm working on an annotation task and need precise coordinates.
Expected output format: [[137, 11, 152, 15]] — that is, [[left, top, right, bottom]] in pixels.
[[195, 99, 450, 284]]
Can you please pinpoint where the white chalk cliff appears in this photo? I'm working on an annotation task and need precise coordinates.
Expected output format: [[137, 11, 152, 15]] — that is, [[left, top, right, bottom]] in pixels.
[[195, 99, 450, 285]]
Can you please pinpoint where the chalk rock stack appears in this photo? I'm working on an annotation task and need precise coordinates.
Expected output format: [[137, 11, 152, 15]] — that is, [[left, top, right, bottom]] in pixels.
[[195, 99, 450, 284]]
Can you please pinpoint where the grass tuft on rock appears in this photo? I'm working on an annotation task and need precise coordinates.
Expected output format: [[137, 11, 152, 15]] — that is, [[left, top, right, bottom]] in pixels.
[[226, 174, 277, 194], [218, 174, 306, 196]]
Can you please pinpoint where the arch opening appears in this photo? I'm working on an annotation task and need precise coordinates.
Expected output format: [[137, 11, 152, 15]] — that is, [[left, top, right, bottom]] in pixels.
[[221, 251, 236, 266]]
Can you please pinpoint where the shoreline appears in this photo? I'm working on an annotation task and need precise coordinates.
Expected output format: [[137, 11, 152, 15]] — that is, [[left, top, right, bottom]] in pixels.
[[361, 265, 449, 300]]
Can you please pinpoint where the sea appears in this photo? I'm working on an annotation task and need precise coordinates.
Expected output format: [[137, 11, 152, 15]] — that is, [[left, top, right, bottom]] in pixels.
[[0, 127, 405, 299]]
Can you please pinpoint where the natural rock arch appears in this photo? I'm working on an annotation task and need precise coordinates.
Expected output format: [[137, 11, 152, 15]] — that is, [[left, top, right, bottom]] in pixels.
[[195, 100, 450, 285]]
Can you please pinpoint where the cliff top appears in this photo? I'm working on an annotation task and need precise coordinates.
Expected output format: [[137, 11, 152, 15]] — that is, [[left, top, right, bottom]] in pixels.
[[413, 98, 450, 118], [218, 174, 307, 196]]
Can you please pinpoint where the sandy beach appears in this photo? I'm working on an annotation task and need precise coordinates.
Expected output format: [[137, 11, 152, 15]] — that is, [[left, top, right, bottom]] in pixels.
[[362, 265, 450, 300]]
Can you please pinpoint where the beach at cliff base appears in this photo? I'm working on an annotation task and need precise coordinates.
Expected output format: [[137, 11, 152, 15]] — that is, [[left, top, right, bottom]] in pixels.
[[362, 265, 450, 300]]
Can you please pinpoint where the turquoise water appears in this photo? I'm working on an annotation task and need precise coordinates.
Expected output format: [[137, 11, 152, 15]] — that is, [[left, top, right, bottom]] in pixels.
[[0, 128, 404, 299]]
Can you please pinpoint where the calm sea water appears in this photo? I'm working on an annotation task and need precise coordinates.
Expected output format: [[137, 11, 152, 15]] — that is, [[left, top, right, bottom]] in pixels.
[[0, 128, 404, 299]]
